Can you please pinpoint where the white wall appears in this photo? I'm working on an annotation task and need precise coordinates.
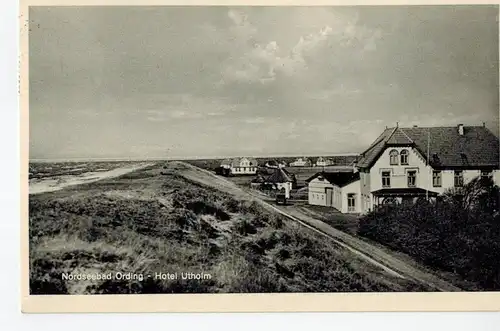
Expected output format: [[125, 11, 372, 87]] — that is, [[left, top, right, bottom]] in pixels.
[[308, 177, 331, 207], [275, 182, 292, 198], [359, 171, 371, 214], [370, 146, 430, 192], [308, 177, 343, 210], [494, 170, 500, 185], [341, 179, 361, 213], [231, 166, 257, 175]]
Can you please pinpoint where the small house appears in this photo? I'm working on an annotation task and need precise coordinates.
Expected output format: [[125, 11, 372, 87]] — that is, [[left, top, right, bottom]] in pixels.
[[306, 171, 361, 213], [315, 157, 333, 167], [289, 157, 311, 167], [264, 168, 294, 199], [265, 160, 287, 169], [220, 157, 258, 176]]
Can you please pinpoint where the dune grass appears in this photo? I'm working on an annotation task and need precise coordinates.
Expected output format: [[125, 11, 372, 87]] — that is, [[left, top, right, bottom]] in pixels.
[[29, 163, 428, 294]]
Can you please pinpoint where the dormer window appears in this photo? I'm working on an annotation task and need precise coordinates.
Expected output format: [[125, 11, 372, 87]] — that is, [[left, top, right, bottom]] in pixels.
[[400, 149, 409, 165], [389, 149, 399, 165]]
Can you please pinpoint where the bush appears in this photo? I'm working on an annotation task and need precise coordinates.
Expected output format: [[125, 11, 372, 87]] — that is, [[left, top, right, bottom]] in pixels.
[[358, 177, 500, 290]]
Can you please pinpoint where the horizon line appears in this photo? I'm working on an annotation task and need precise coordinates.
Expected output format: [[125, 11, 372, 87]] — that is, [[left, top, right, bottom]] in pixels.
[[29, 152, 361, 163]]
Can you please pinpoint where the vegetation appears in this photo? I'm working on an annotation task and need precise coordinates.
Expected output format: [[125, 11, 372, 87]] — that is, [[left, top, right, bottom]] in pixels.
[[29, 161, 142, 179], [29, 162, 426, 294], [358, 177, 500, 290]]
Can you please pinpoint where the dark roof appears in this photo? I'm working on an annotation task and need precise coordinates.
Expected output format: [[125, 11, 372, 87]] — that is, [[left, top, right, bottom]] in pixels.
[[251, 174, 266, 183], [306, 171, 360, 187], [356, 126, 500, 169], [265, 160, 287, 167], [372, 188, 439, 197], [265, 168, 293, 183]]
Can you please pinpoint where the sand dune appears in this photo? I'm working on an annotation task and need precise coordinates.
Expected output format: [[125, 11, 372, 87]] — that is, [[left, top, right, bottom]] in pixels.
[[29, 162, 155, 195]]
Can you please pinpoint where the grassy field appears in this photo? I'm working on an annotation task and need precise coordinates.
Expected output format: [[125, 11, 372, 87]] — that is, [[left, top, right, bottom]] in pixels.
[[29, 161, 428, 294], [299, 204, 360, 235]]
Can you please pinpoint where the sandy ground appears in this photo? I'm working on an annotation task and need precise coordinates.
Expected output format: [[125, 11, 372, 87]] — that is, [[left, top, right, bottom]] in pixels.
[[29, 162, 155, 195]]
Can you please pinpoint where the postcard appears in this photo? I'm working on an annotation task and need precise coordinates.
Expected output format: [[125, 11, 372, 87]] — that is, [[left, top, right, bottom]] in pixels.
[[20, 0, 500, 313]]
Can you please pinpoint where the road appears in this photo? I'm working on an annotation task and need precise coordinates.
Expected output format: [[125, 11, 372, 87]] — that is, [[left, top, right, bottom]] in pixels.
[[177, 161, 461, 292]]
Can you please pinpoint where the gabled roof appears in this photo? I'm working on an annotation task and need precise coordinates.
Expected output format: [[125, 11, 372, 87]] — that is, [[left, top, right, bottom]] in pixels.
[[306, 171, 360, 187], [251, 174, 266, 183], [220, 157, 258, 167], [265, 168, 293, 183], [356, 125, 500, 169]]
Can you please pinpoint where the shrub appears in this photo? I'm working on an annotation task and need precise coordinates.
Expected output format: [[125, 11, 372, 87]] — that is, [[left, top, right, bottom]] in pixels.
[[358, 177, 500, 290]]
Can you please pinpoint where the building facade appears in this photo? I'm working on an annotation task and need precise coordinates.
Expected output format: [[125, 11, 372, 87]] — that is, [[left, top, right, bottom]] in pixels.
[[356, 124, 500, 213], [289, 157, 312, 167], [314, 157, 333, 167], [220, 157, 258, 175], [306, 172, 361, 213], [264, 168, 294, 198]]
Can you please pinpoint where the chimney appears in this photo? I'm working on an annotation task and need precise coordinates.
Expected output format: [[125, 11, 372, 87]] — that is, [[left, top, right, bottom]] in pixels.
[[457, 124, 464, 135]]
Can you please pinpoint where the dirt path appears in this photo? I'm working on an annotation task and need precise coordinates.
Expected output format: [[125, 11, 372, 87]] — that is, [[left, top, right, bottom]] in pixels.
[[29, 162, 156, 195], [177, 161, 461, 292]]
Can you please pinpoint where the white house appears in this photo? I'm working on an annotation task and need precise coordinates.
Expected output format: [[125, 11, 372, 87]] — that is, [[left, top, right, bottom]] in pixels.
[[264, 160, 287, 169], [289, 157, 311, 167], [306, 171, 361, 213], [355, 124, 500, 213], [264, 168, 294, 198], [220, 157, 258, 175], [314, 157, 333, 167]]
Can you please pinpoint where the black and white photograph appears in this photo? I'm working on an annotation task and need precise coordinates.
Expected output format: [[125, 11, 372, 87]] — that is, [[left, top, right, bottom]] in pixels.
[[27, 4, 500, 299]]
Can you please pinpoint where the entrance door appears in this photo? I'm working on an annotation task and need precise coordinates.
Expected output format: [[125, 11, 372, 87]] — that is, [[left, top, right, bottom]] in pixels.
[[325, 187, 333, 207]]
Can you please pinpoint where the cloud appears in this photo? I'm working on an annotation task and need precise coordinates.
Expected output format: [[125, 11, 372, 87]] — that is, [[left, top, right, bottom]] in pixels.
[[243, 117, 266, 124], [307, 85, 362, 100], [220, 8, 383, 86], [143, 94, 237, 122]]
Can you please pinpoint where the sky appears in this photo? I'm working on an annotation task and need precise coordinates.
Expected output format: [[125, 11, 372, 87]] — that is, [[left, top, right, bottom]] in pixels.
[[29, 6, 499, 160]]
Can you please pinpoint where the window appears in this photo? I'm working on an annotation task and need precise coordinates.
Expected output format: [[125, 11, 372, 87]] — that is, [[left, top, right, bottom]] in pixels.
[[389, 149, 399, 165], [454, 170, 464, 187], [400, 149, 409, 165], [382, 171, 391, 188], [481, 170, 492, 179], [382, 197, 397, 206], [432, 171, 442, 187], [348, 194, 356, 212], [407, 170, 417, 187]]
